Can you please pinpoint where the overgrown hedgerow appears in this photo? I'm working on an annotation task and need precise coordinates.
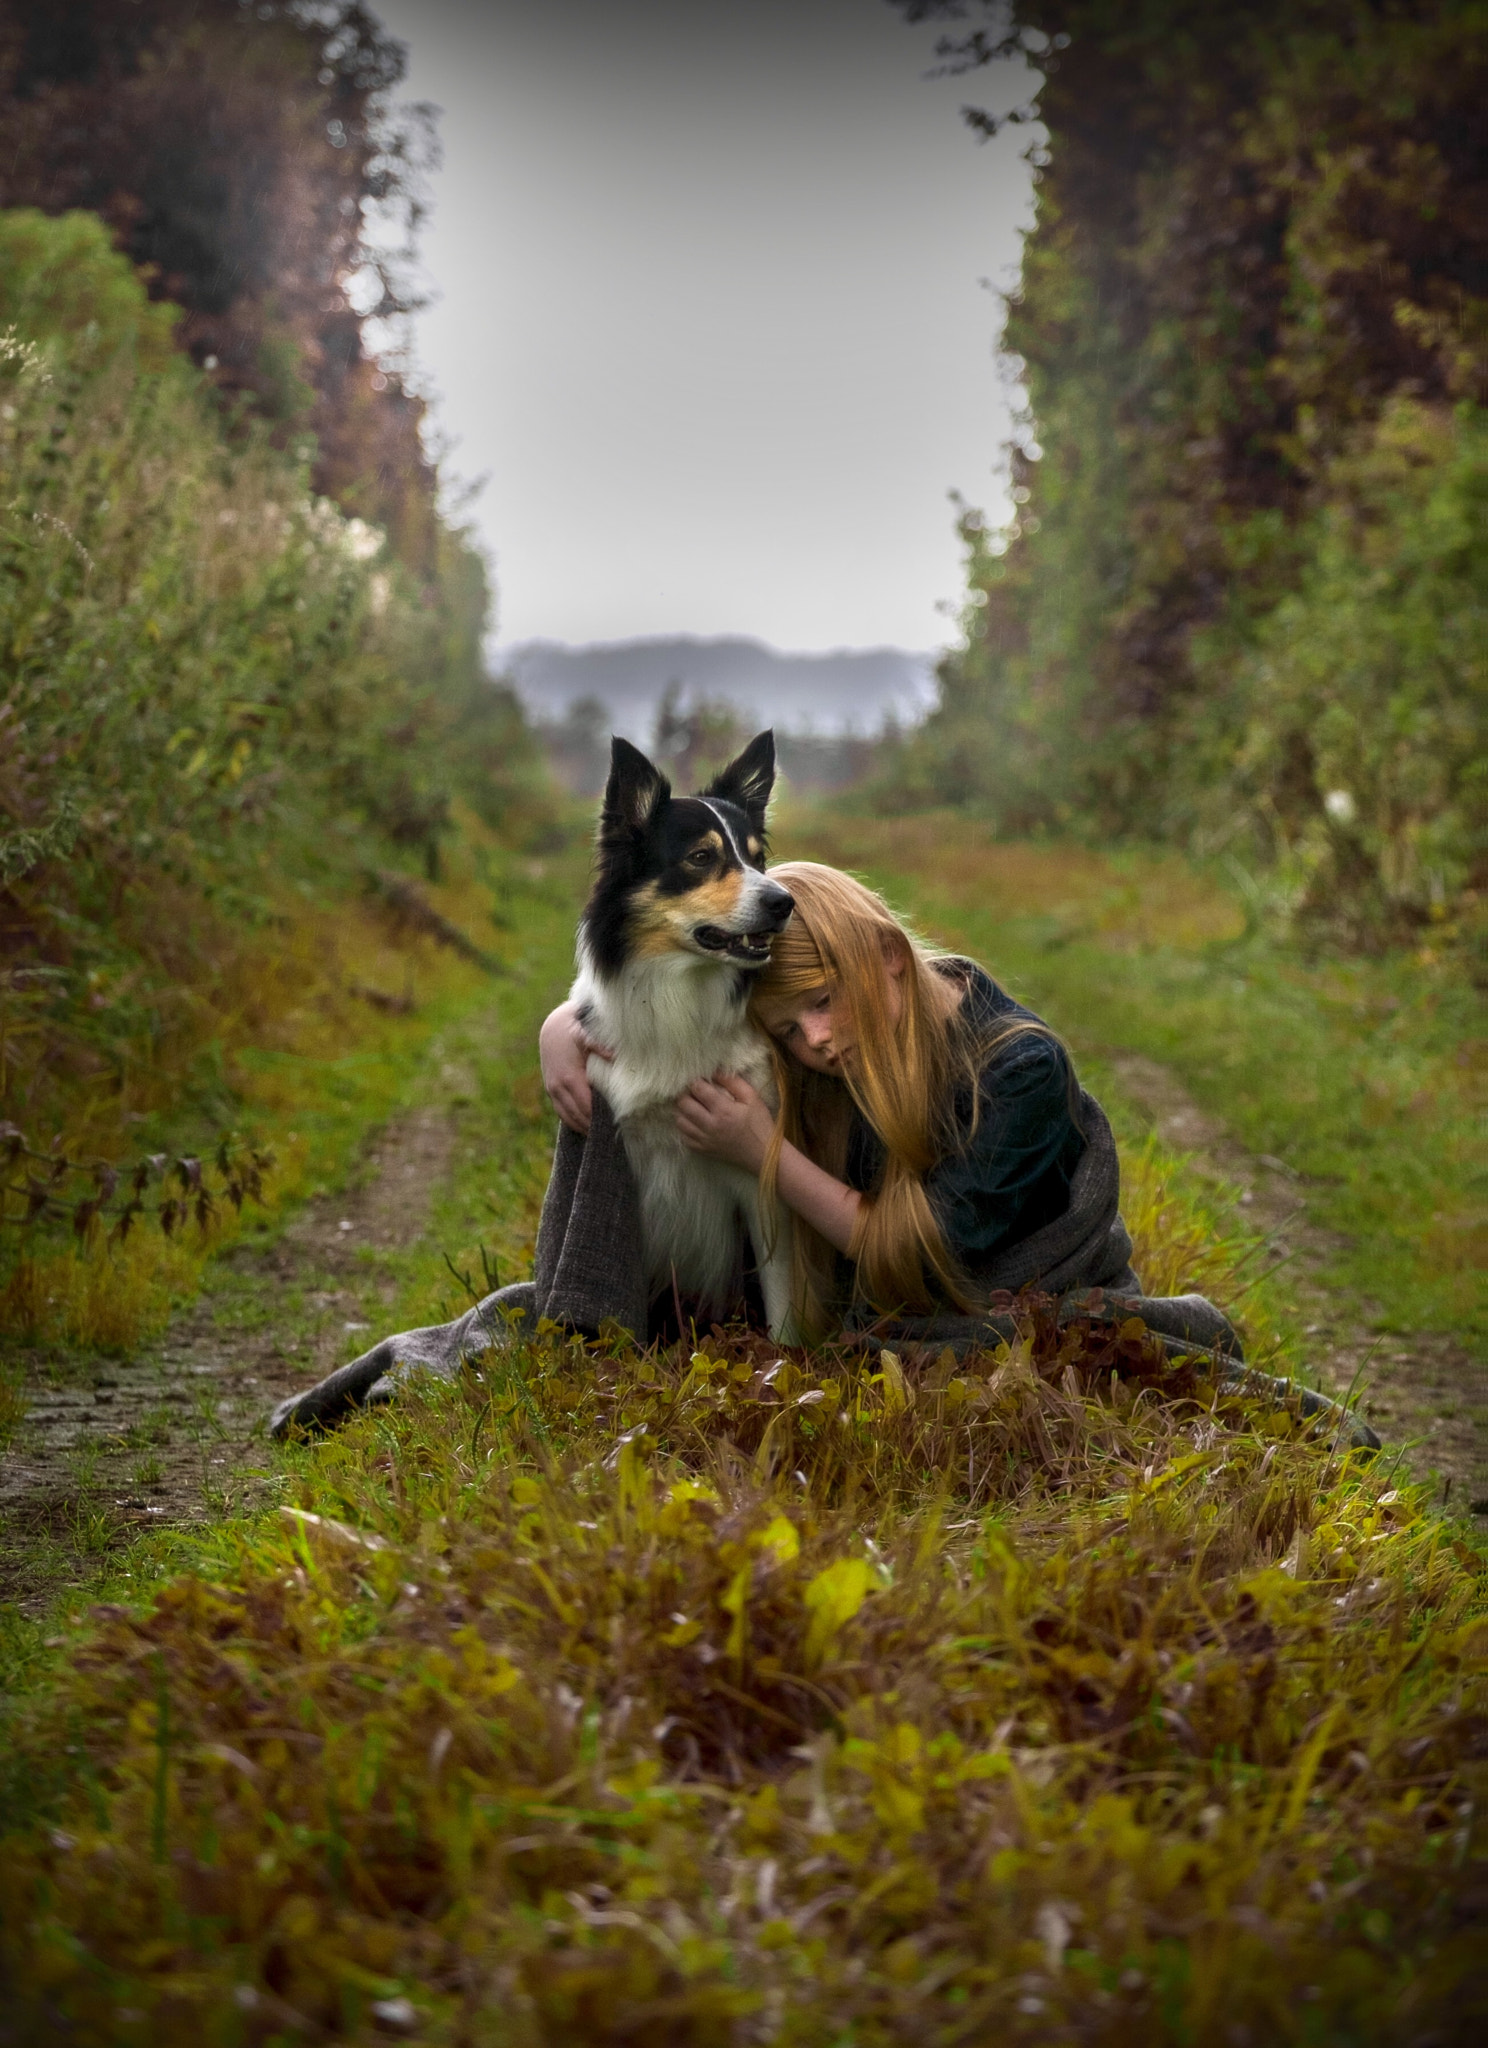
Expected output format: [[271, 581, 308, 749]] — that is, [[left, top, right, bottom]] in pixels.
[[0, 208, 547, 1140], [876, 0, 1488, 960], [2, 1304, 1483, 2046]]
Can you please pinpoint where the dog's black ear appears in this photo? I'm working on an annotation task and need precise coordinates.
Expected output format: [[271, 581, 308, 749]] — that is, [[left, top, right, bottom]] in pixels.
[[704, 730, 775, 833], [600, 736, 669, 849]]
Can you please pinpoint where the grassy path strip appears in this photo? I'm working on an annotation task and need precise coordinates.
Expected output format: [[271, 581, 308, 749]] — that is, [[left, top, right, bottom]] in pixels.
[[1109, 1050, 1487, 1506]]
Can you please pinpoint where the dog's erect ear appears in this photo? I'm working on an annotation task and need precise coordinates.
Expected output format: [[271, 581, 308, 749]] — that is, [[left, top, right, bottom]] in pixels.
[[704, 730, 775, 834], [600, 736, 669, 845]]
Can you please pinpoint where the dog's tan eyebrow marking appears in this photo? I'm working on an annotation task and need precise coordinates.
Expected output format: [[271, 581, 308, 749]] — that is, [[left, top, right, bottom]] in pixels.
[[688, 831, 724, 857], [746, 834, 762, 858]]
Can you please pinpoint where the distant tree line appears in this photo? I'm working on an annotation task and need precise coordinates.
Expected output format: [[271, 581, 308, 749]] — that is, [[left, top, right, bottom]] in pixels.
[[884, 0, 1486, 959], [538, 685, 889, 800]]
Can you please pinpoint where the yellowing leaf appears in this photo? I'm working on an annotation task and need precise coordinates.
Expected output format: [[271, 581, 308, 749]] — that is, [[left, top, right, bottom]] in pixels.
[[485, 1657, 521, 1696], [878, 1350, 909, 1415], [883, 1721, 921, 1766], [871, 1777, 924, 1835], [1141, 1451, 1209, 1492], [755, 1514, 800, 1564], [721, 1562, 750, 1665], [803, 1556, 874, 1666], [667, 1479, 721, 1507]]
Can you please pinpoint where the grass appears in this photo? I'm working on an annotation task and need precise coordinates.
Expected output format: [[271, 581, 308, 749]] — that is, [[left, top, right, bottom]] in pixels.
[[0, 1288, 1483, 2042], [790, 813, 1487, 1356], [1, 812, 1483, 2043], [0, 1361, 25, 1451]]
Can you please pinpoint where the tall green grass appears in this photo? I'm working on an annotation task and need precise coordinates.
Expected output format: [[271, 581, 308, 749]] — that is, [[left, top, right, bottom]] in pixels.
[[0, 823, 583, 1360]]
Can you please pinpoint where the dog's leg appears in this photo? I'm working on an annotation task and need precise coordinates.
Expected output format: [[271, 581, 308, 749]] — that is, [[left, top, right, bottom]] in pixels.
[[746, 1191, 797, 1343]]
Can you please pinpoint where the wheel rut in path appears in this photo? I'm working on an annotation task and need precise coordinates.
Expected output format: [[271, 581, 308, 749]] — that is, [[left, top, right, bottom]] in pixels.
[[1111, 1052, 1486, 1507], [0, 1097, 463, 1610]]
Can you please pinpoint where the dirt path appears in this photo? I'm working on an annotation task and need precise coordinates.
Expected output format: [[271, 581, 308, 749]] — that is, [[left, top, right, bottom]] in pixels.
[[1111, 1052, 1488, 1509], [0, 1098, 464, 1610]]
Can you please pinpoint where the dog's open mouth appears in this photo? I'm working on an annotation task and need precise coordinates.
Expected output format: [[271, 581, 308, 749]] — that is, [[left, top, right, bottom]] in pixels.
[[694, 924, 775, 963]]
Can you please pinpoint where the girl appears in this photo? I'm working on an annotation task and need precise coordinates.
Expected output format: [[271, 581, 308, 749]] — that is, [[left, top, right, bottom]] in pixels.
[[659, 866, 1374, 1453]]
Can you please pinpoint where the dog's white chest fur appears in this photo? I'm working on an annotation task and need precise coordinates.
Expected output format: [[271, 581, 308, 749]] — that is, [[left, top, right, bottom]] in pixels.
[[570, 946, 791, 1332]]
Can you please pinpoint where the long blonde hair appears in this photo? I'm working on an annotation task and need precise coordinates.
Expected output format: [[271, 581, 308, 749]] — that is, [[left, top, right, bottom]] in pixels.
[[751, 862, 1055, 1334]]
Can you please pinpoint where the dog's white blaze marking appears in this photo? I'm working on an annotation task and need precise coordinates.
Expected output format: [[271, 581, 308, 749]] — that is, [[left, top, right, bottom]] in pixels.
[[699, 799, 748, 863], [700, 798, 779, 925]]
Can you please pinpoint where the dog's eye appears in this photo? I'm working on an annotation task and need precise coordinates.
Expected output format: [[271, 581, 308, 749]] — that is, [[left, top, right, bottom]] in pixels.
[[685, 848, 713, 867]]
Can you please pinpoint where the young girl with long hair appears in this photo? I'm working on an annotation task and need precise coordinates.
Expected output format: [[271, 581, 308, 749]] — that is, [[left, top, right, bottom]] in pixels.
[[667, 861, 1108, 1336]]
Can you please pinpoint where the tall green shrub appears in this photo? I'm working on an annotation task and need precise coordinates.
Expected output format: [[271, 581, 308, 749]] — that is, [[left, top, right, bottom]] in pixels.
[[0, 211, 541, 1114], [1219, 402, 1487, 942], [886, 0, 1487, 950]]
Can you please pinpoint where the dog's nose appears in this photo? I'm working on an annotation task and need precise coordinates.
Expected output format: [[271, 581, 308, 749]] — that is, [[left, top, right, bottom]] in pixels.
[[760, 883, 794, 929]]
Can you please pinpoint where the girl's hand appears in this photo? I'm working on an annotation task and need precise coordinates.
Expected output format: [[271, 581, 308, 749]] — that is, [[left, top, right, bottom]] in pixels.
[[539, 1001, 613, 1134], [674, 1073, 774, 1173]]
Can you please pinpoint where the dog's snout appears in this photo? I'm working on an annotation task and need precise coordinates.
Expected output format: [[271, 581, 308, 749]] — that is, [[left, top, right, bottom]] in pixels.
[[761, 883, 794, 929]]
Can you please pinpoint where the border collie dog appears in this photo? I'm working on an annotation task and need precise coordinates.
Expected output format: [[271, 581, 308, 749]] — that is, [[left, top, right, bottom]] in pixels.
[[570, 731, 797, 1335]]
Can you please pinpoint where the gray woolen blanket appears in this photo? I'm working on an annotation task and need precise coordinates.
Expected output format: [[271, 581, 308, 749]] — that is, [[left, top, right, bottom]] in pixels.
[[267, 1089, 1375, 1448]]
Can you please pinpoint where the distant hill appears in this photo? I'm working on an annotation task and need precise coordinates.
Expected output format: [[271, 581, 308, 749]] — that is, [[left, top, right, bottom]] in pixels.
[[499, 636, 937, 742]]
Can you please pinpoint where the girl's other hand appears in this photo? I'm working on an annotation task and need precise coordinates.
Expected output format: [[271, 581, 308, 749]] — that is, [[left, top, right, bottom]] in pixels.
[[539, 1000, 613, 1134], [674, 1073, 774, 1173]]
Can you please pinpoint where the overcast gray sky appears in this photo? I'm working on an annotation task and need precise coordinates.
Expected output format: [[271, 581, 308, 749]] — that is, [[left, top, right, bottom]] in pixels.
[[371, 0, 1037, 653]]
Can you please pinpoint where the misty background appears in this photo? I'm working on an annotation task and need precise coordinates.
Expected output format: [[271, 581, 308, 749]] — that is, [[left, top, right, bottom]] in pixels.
[[371, 0, 1038, 769]]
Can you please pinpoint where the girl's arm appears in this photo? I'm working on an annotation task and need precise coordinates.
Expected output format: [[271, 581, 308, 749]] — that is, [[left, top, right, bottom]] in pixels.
[[770, 1134, 862, 1255], [539, 1000, 613, 1134], [674, 1074, 862, 1254]]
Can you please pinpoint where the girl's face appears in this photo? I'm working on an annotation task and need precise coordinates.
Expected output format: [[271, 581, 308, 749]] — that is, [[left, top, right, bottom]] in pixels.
[[762, 941, 906, 1075]]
